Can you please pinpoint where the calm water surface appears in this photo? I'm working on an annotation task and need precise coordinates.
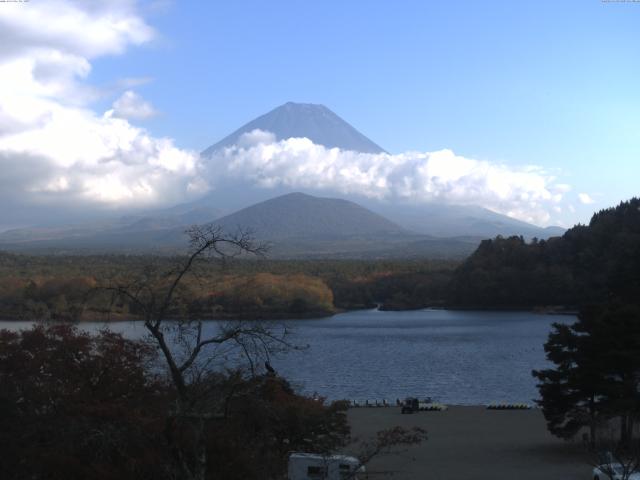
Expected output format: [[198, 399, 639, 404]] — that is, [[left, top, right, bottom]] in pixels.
[[0, 309, 573, 405]]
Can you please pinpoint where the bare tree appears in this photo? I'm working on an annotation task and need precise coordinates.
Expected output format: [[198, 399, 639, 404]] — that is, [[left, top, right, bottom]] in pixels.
[[107, 225, 292, 480], [307, 426, 428, 480], [589, 423, 640, 480], [352, 426, 428, 479]]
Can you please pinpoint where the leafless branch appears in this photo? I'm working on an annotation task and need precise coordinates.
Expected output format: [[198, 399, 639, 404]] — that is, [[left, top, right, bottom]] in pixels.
[[97, 224, 287, 480]]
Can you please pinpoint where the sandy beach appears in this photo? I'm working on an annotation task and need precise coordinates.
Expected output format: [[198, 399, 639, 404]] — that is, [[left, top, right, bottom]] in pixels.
[[347, 406, 590, 480]]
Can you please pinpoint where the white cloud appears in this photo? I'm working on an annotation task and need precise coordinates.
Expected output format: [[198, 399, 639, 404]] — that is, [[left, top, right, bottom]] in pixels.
[[0, 1, 573, 228], [210, 131, 569, 225], [111, 90, 158, 120], [0, 0, 206, 215], [0, 1, 154, 60], [578, 193, 595, 205]]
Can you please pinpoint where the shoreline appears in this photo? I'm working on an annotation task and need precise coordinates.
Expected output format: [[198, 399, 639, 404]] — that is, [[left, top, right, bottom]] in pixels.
[[346, 405, 589, 480], [0, 304, 578, 323]]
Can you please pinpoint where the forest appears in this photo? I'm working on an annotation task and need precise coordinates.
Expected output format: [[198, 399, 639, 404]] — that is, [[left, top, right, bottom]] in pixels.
[[0, 252, 457, 321], [448, 198, 640, 310]]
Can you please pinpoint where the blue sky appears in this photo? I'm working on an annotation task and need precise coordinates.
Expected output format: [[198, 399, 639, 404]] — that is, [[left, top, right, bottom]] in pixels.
[[91, 0, 640, 224], [1, 0, 639, 228]]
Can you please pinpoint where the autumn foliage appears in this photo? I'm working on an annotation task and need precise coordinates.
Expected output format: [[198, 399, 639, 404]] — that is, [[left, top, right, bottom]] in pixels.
[[0, 324, 167, 479], [0, 325, 351, 479], [208, 374, 350, 479], [205, 273, 334, 317], [0, 252, 458, 321]]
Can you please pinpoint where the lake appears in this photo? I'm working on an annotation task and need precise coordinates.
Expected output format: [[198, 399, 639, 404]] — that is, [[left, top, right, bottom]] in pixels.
[[0, 309, 573, 405]]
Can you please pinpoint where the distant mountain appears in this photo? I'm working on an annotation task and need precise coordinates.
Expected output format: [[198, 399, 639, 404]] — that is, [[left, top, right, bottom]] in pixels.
[[0, 189, 562, 258], [0, 222, 121, 244], [198, 100, 562, 239], [542, 226, 567, 237], [0, 204, 225, 244], [210, 192, 478, 259], [367, 202, 565, 239], [201, 102, 386, 156], [117, 205, 224, 232], [213, 192, 405, 239], [0, 192, 478, 259]]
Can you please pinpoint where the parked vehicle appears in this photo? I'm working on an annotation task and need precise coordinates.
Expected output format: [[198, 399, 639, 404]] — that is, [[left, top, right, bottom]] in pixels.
[[288, 452, 365, 480], [401, 397, 419, 414]]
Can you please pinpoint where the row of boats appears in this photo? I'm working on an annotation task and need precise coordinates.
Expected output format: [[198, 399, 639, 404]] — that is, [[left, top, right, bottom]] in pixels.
[[347, 398, 533, 411]]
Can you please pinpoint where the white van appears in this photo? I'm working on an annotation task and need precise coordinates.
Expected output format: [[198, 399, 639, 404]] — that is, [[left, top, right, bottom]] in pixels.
[[287, 452, 365, 480]]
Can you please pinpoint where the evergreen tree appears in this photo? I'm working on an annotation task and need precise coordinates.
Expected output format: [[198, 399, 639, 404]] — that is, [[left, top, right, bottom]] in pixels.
[[533, 304, 640, 446], [450, 197, 640, 308], [533, 319, 605, 445]]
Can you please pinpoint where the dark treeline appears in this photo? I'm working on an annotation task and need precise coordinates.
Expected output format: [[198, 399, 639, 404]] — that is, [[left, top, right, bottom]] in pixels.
[[0, 253, 458, 321], [0, 324, 351, 479], [448, 198, 640, 309]]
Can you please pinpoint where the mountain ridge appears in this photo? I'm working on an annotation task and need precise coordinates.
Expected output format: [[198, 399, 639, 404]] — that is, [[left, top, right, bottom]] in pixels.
[[366, 202, 565, 239], [201, 102, 386, 156], [212, 192, 406, 239], [0, 192, 479, 259]]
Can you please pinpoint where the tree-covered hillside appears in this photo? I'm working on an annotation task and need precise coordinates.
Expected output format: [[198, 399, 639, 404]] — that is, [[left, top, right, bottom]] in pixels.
[[448, 198, 640, 308], [0, 253, 457, 320]]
